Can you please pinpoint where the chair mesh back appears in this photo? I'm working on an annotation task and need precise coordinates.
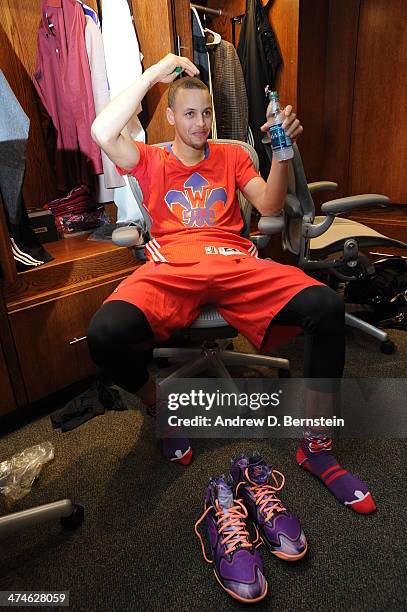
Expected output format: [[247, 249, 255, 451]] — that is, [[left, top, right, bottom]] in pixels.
[[289, 144, 316, 218], [284, 144, 316, 255]]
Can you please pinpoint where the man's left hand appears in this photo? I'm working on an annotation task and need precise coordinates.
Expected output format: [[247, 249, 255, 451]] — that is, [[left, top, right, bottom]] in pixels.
[[261, 105, 303, 142]]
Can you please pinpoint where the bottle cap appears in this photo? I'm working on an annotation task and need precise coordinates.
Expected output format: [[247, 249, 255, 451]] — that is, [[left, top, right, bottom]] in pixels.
[[270, 91, 279, 98]]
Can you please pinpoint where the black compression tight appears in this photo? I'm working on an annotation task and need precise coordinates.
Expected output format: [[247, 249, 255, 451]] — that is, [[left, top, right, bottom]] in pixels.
[[87, 285, 345, 394]]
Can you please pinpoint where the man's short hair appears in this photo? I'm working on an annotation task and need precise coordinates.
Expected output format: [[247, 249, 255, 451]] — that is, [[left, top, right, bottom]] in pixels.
[[168, 77, 209, 110]]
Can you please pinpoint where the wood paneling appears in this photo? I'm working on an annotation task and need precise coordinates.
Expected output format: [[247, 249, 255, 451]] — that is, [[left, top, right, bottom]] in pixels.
[[319, 0, 361, 199], [132, 0, 176, 144], [173, 0, 194, 60], [297, 0, 329, 181], [269, 0, 299, 112], [349, 0, 407, 203]]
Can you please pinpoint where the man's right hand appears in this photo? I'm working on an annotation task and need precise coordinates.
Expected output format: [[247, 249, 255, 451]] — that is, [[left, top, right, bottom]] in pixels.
[[91, 54, 199, 173], [147, 53, 199, 85]]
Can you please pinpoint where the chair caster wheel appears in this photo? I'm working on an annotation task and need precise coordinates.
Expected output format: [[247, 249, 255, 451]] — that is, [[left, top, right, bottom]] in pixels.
[[380, 340, 395, 354], [278, 369, 291, 378], [60, 504, 84, 530]]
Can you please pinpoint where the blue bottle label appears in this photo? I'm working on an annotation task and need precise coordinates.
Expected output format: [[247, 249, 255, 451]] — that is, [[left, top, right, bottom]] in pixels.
[[269, 123, 292, 150]]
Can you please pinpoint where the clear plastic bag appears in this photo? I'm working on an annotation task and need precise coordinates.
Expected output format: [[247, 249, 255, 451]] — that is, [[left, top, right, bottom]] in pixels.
[[0, 442, 54, 506]]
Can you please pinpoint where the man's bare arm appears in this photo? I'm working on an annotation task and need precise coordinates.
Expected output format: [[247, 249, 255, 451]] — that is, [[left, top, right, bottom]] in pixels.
[[242, 163, 289, 216], [91, 54, 199, 171]]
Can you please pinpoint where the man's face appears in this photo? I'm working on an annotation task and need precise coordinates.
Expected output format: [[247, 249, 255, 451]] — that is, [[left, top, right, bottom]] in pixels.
[[167, 88, 212, 149]]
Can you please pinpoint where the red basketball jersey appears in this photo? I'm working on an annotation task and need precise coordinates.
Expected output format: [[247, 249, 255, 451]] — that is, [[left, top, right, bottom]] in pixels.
[[117, 142, 260, 264]]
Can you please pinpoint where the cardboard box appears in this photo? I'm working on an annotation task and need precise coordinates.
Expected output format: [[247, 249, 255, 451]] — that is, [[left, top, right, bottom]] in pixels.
[[28, 208, 59, 243]]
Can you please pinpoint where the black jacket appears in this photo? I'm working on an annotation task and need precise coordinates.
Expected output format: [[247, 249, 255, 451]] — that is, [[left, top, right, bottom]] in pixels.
[[237, 0, 282, 178]]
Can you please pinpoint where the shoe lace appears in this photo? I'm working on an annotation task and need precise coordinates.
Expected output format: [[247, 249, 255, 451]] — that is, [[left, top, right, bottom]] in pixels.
[[194, 499, 252, 562], [236, 468, 286, 523]]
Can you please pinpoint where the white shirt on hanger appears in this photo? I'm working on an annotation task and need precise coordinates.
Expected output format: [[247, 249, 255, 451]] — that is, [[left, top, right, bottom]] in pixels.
[[102, 0, 145, 222]]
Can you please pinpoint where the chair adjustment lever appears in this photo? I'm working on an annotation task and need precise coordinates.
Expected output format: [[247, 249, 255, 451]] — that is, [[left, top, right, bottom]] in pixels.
[[343, 238, 358, 266]]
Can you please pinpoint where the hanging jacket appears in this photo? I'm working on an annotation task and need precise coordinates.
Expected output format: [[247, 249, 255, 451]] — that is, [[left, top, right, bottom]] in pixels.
[[211, 39, 248, 142], [237, 0, 282, 178], [33, 0, 102, 192], [0, 70, 53, 271]]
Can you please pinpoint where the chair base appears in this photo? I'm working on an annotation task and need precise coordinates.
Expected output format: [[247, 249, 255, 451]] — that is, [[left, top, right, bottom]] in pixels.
[[0, 500, 84, 537], [345, 311, 388, 342], [345, 312, 396, 354], [154, 340, 290, 392]]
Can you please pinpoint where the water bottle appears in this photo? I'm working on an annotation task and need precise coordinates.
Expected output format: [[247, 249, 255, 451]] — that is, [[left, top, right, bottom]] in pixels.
[[265, 88, 294, 161]]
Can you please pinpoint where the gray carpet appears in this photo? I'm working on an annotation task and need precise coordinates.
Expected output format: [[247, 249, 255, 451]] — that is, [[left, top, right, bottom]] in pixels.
[[1, 326, 406, 612]]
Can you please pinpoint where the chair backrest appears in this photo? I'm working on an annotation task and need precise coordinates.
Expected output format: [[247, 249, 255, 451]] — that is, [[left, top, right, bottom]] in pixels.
[[126, 139, 259, 240], [284, 144, 316, 256]]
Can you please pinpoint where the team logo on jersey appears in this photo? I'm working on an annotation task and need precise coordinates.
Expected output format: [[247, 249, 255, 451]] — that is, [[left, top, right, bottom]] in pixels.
[[165, 172, 227, 227]]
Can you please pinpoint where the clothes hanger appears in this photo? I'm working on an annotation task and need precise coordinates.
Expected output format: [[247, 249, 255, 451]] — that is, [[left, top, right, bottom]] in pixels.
[[204, 27, 221, 46]]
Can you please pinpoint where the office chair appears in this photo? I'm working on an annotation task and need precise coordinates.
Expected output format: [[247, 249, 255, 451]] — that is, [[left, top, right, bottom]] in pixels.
[[259, 143, 407, 354], [112, 139, 290, 394]]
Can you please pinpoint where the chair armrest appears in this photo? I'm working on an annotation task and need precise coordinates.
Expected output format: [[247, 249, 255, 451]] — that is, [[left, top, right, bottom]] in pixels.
[[112, 225, 144, 247], [250, 234, 270, 250], [321, 194, 390, 215], [258, 213, 285, 235], [308, 181, 338, 194]]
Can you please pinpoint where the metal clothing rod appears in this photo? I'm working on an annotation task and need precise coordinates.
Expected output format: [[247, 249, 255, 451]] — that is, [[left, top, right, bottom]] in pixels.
[[191, 3, 223, 17]]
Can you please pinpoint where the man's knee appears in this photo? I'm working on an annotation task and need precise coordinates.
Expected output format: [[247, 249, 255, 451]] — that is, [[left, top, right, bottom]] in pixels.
[[87, 306, 121, 357], [309, 286, 344, 331], [87, 300, 153, 361]]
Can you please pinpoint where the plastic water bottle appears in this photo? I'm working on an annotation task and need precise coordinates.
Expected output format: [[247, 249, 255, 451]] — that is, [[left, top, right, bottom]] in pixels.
[[265, 88, 294, 161]]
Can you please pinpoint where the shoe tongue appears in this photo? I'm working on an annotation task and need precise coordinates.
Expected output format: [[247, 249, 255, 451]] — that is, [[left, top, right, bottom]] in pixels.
[[215, 477, 234, 511], [248, 459, 271, 485]]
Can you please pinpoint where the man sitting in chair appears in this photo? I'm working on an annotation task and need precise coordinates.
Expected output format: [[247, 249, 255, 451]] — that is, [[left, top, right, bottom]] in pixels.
[[88, 53, 375, 515]]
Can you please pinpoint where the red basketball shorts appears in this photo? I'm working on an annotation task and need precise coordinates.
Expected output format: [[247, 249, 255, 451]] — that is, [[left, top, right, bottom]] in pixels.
[[104, 256, 323, 351]]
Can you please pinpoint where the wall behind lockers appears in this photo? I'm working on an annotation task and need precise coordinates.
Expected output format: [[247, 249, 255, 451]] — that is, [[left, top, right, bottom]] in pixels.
[[321, 0, 407, 204]]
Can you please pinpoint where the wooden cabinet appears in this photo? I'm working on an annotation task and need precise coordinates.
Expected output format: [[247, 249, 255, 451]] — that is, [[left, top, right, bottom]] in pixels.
[[1, 234, 139, 410], [9, 281, 121, 403], [0, 343, 17, 416]]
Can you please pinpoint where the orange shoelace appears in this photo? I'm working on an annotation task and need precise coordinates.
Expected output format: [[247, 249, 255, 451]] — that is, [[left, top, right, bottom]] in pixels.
[[235, 468, 287, 523], [195, 498, 252, 562]]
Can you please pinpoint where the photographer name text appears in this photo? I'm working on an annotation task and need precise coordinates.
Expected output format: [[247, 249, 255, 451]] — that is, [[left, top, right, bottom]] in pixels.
[[168, 415, 344, 428]]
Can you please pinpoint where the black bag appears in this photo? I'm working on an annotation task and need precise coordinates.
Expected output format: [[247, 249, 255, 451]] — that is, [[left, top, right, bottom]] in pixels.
[[345, 257, 407, 330]]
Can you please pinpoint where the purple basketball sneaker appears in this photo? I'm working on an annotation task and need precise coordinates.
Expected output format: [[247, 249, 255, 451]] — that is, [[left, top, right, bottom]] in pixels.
[[195, 475, 268, 603], [231, 452, 307, 561]]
